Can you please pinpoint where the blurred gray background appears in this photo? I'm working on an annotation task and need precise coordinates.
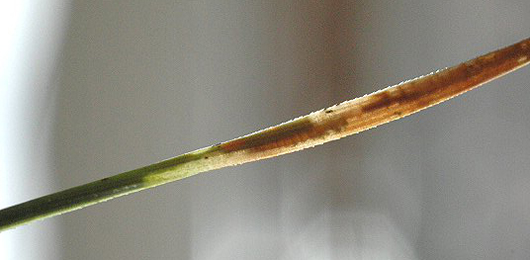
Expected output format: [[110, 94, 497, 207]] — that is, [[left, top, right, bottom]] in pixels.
[[2, 1, 530, 259]]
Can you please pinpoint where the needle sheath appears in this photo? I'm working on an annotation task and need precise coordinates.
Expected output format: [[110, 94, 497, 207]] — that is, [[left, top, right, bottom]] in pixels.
[[1, 38, 529, 232]]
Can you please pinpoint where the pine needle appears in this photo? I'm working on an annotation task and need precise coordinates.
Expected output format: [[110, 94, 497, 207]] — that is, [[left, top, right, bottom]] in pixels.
[[1, 37, 529, 232]]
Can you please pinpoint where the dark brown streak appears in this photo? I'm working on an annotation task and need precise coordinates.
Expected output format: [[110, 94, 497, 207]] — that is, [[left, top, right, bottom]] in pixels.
[[361, 39, 530, 116], [219, 118, 316, 153]]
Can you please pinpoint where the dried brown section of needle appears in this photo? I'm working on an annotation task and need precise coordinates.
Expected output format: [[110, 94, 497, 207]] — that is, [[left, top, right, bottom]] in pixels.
[[218, 38, 530, 162]]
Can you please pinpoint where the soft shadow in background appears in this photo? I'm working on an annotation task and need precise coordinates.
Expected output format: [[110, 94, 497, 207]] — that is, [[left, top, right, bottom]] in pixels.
[[3, 1, 530, 259]]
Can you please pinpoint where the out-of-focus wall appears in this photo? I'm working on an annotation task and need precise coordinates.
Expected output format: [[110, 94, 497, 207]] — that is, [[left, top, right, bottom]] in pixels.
[[49, 1, 530, 259], [0, 1, 69, 260]]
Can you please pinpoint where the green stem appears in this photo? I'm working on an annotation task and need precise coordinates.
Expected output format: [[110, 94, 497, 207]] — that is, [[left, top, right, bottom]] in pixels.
[[1, 37, 529, 232]]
